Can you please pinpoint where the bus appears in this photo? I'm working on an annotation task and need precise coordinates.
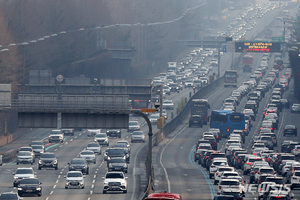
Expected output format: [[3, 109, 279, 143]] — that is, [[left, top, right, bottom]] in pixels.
[[210, 110, 245, 137], [224, 70, 238, 87], [242, 55, 253, 65], [190, 99, 210, 125]]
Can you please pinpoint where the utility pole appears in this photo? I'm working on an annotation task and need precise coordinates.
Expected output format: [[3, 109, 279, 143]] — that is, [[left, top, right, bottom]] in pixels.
[[217, 41, 221, 79]]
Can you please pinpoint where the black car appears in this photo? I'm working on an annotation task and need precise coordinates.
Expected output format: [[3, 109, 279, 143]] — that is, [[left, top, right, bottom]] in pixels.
[[61, 129, 74, 136], [284, 125, 297, 136], [38, 152, 58, 170], [107, 157, 128, 173], [17, 178, 42, 197], [68, 158, 89, 174], [106, 129, 121, 138], [243, 64, 252, 73], [280, 99, 290, 108], [189, 115, 203, 127], [104, 148, 130, 164]]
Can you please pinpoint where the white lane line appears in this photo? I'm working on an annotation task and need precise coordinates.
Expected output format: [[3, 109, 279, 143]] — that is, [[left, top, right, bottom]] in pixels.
[[91, 184, 94, 189], [65, 142, 68, 145], [93, 175, 97, 178], [46, 197, 49, 200], [58, 175, 61, 178], [75, 136, 78, 138], [88, 196, 92, 199], [50, 191, 53, 195], [54, 149, 58, 151], [60, 145, 63, 147], [60, 171, 62, 174], [62, 168, 64, 171], [70, 139, 73, 141], [79, 133, 82, 136], [92, 179, 95, 183], [131, 137, 148, 200], [95, 171, 97, 174], [160, 123, 188, 193], [53, 185, 56, 189], [55, 180, 59, 183]]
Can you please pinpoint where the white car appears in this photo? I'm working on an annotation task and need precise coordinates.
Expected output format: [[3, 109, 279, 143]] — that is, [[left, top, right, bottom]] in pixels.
[[79, 150, 96, 164], [94, 133, 109, 146], [163, 100, 174, 110], [13, 167, 37, 187], [217, 179, 242, 195], [214, 166, 235, 185], [209, 159, 228, 178], [128, 121, 140, 132], [131, 131, 146, 143], [292, 145, 300, 156], [87, 129, 101, 137], [65, 171, 85, 189], [49, 129, 64, 143], [243, 156, 264, 174], [102, 172, 128, 194], [291, 170, 300, 189], [254, 167, 275, 183], [86, 142, 102, 155]]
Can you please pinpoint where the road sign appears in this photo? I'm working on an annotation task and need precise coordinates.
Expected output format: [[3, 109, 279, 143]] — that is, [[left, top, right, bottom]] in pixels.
[[222, 41, 227, 52], [141, 108, 157, 113], [235, 41, 282, 52], [272, 36, 284, 42]]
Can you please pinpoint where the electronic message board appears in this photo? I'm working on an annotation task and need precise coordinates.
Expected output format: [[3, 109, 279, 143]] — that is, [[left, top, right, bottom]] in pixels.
[[235, 41, 282, 52]]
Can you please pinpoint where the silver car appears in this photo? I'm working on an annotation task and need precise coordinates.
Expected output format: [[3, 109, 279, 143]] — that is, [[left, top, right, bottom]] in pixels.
[[16, 152, 34, 165], [86, 142, 101, 155], [291, 104, 300, 113], [79, 150, 96, 164], [131, 131, 146, 143], [65, 171, 85, 189]]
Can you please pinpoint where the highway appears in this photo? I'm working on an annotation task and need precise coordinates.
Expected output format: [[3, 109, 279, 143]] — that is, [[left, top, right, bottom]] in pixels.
[[0, 1, 297, 200]]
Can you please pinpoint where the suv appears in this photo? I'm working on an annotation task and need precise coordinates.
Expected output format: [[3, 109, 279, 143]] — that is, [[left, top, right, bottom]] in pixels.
[[128, 121, 140, 132], [106, 129, 121, 138], [102, 172, 128, 194], [62, 129, 74, 136], [13, 167, 37, 187], [108, 157, 128, 173], [16, 151, 34, 165], [68, 158, 89, 174], [49, 129, 64, 143], [38, 152, 58, 170], [17, 178, 42, 197], [94, 133, 109, 146], [65, 171, 85, 189], [104, 148, 130, 164]]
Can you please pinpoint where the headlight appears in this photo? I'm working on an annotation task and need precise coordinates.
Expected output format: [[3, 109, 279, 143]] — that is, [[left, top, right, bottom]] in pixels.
[[123, 156, 126, 160], [117, 131, 120, 133], [53, 160, 58, 164], [36, 187, 42, 191], [107, 156, 111, 160], [39, 160, 42, 164], [123, 164, 127, 167], [65, 182, 69, 186], [14, 176, 18, 180], [109, 164, 113, 167], [94, 139, 97, 142], [104, 181, 109, 185], [17, 188, 23, 190]]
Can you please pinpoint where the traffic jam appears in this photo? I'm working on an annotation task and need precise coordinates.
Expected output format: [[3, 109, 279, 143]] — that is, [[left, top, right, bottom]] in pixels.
[[192, 52, 300, 200]]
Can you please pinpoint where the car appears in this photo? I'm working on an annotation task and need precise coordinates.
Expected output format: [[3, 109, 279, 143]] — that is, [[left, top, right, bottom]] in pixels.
[[254, 167, 276, 183], [106, 129, 121, 138], [61, 129, 74, 136], [68, 158, 89, 174], [217, 179, 242, 195], [38, 152, 58, 170], [163, 100, 174, 110], [86, 142, 102, 155], [104, 148, 130, 163], [86, 129, 101, 137], [79, 150, 96, 164], [0, 192, 22, 200], [13, 167, 37, 187], [128, 121, 140, 132], [29, 140, 44, 148], [283, 125, 297, 136], [94, 133, 109, 146], [102, 172, 128, 194], [31, 145, 44, 157], [16, 151, 34, 165], [189, 115, 203, 127], [108, 157, 128, 173], [18, 147, 35, 161], [209, 159, 229, 178], [220, 188, 244, 200], [131, 131, 146, 143], [290, 170, 300, 189], [149, 113, 160, 124], [115, 140, 131, 153], [291, 104, 300, 113], [48, 129, 64, 143], [65, 171, 85, 189], [214, 167, 235, 185], [17, 178, 42, 197]]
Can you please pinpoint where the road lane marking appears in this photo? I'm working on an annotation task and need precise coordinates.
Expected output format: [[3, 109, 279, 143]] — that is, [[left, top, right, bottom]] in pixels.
[[54, 149, 57, 151], [46, 197, 49, 200], [55, 180, 58, 183], [53, 185, 56, 189], [58, 175, 60, 178], [70, 139, 73, 141], [50, 191, 53, 195], [92, 179, 95, 183], [94, 175, 96, 178], [75, 136, 77, 138], [91, 184, 94, 188]]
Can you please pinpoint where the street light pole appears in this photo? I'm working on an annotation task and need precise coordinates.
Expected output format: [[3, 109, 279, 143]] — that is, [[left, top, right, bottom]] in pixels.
[[217, 41, 221, 78]]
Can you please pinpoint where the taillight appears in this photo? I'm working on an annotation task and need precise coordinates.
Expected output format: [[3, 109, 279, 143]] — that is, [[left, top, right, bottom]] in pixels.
[[251, 171, 254, 174], [282, 75, 284, 77], [216, 173, 218, 176], [227, 127, 229, 132], [259, 179, 261, 183], [219, 186, 222, 190], [238, 159, 240, 162], [216, 136, 219, 138], [293, 177, 297, 180], [286, 84, 288, 86], [267, 158, 270, 161], [247, 162, 251, 165], [211, 165, 215, 168], [296, 149, 299, 151], [271, 128, 273, 130]]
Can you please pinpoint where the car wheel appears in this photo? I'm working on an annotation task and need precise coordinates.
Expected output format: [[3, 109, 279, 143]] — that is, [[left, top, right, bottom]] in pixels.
[[86, 169, 89, 175], [125, 170, 128, 173], [82, 186, 85, 189], [65, 186, 68, 189], [123, 190, 127, 193], [31, 162, 33, 165], [209, 174, 212, 179], [214, 180, 217, 185], [103, 190, 106, 194], [38, 192, 42, 196], [16, 162, 19, 165], [55, 166, 58, 170], [38, 166, 41, 170], [18, 192, 22, 197], [94, 161, 96, 164]]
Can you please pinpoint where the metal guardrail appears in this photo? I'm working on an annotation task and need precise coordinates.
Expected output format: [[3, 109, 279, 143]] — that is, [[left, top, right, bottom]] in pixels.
[[0, 100, 131, 113]]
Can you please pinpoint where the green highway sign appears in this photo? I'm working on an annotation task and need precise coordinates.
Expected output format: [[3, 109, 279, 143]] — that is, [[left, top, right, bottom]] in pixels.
[[272, 36, 284, 42]]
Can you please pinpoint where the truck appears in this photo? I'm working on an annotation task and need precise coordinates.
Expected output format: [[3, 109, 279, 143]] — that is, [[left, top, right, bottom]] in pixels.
[[190, 99, 210, 126], [224, 70, 238, 87]]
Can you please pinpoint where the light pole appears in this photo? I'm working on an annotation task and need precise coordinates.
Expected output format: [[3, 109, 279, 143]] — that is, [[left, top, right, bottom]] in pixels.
[[21, 42, 29, 84]]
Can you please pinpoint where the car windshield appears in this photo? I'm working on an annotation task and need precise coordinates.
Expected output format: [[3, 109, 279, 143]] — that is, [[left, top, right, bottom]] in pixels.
[[31, 145, 43, 149], [95, 134, 106, 138], [41, 153, 55, 158], [220, 180, 239, 185], [133, 132, 143, 136], [219, 168, 233, 172], [265, 178, 283, 184], [16, 169, 33, 174], [31, 141, 43, 146], [164, 100, 172, 103], [20, 179, 39, 184], [18, 152, 31, 156], [71, 159, 86, 164], [116, 141, 128, 145], [107, 149, 125, 155], [294, 172, 300, 176], [19, 147, 31, 151], [0, 193, 19, 200], [87, 143, 99, 147], [260, 168, 274, 173], [129, 121, 139, 126], [50, 130, 61, 134], [110, 159, 126, 163], [67, 172, 82, 177], [81, 151, 94, 155], [106, 173, 124, 179]]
